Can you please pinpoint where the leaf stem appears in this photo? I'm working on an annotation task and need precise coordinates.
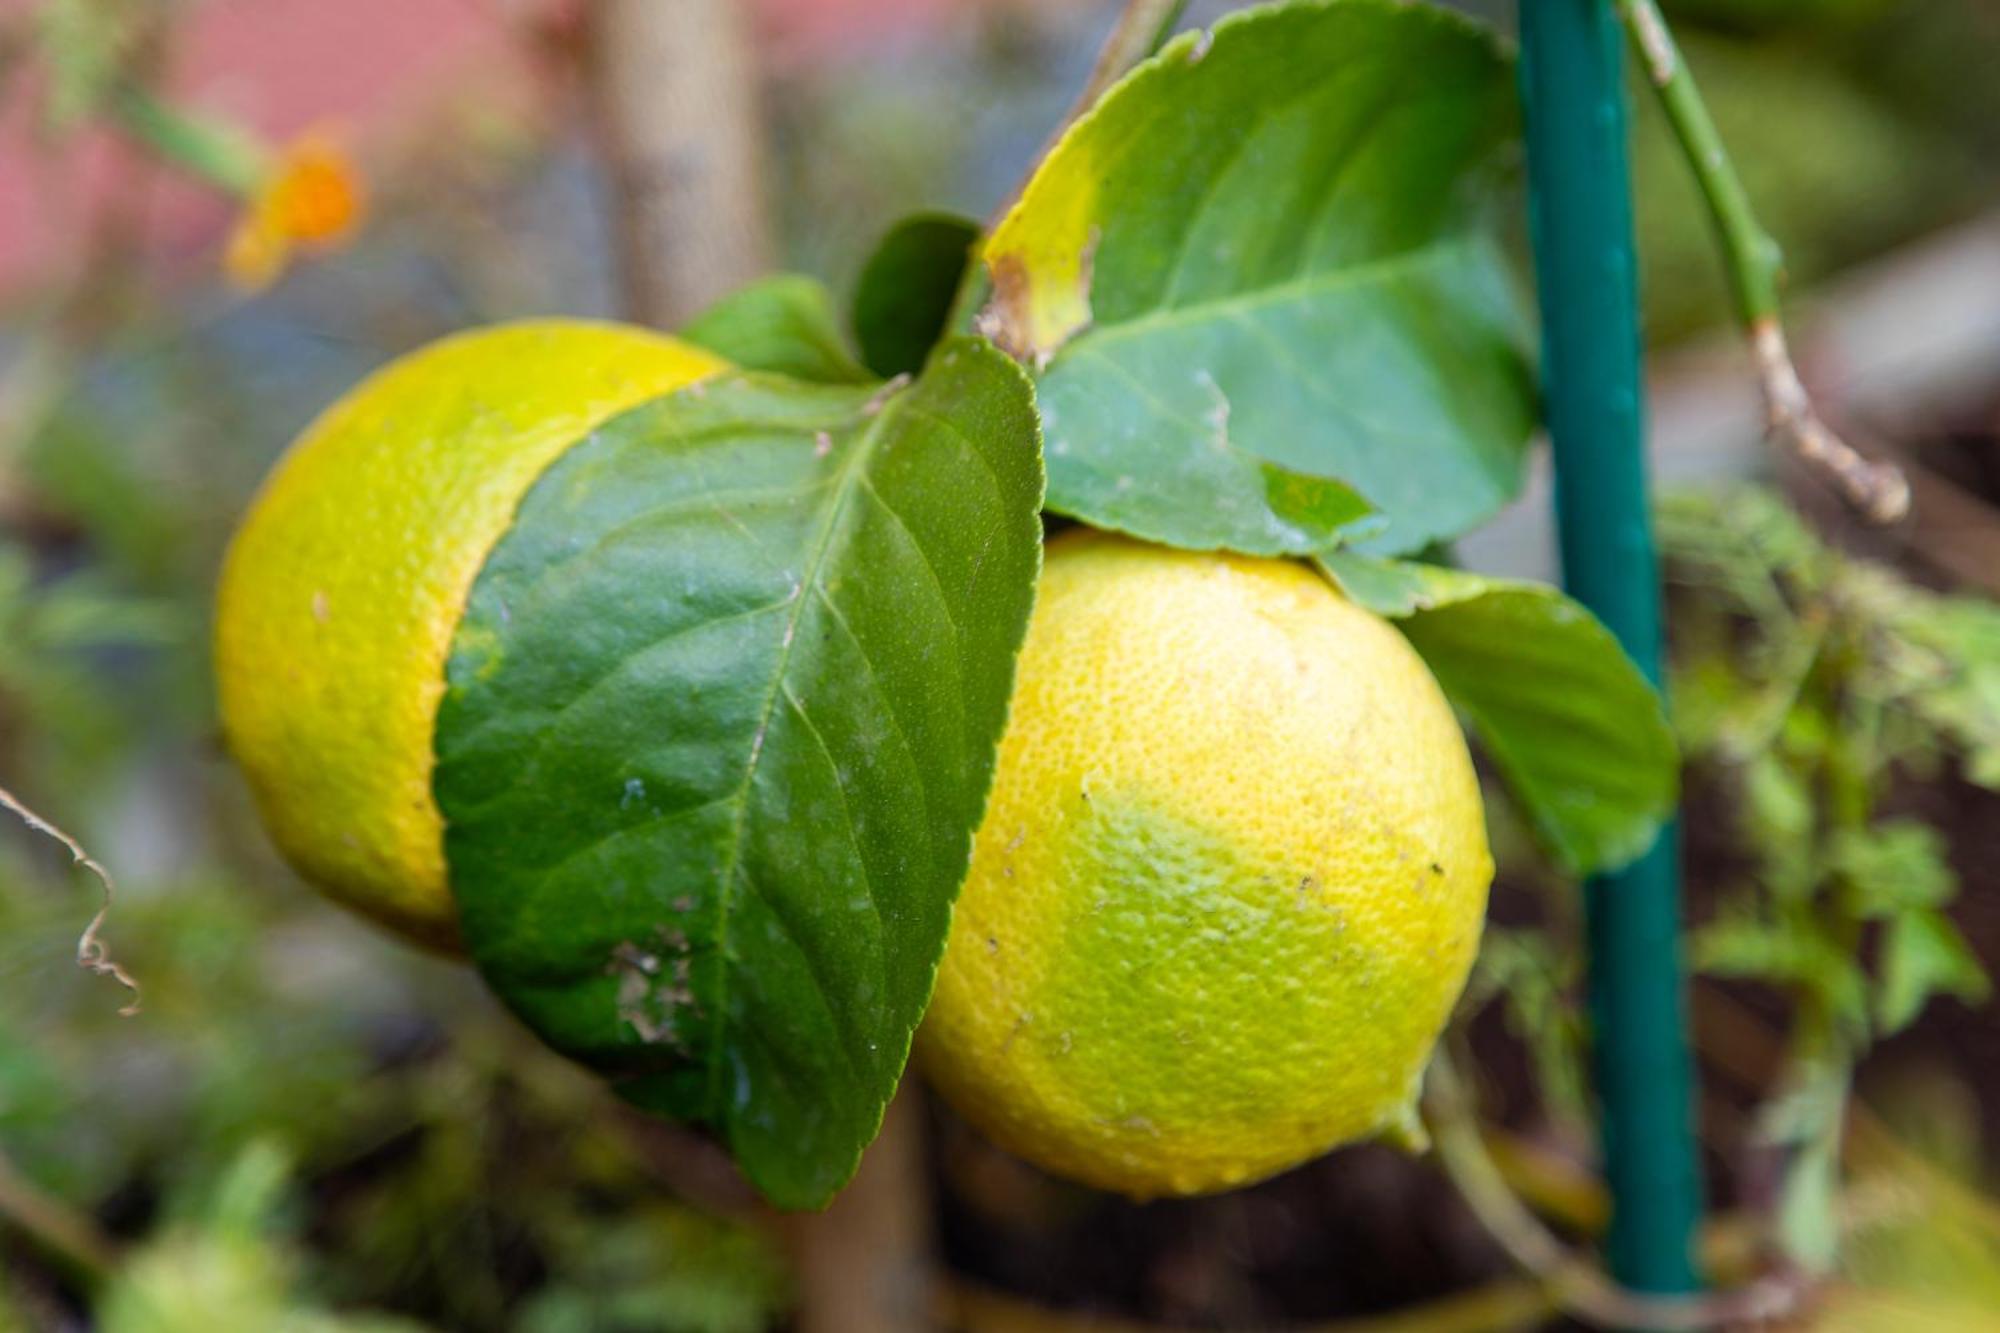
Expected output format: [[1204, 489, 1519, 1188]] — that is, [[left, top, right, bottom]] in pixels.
[[1615, 0, 1909, 525], [1424, 1053, 1800, 1331]]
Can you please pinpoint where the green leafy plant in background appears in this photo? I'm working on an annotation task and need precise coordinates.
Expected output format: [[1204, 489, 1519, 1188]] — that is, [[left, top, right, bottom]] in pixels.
[[514, 1205, 788, 1333], [94, 1142, 427, 1333], [0, 842, 795, 1331], [1663, 485, 1997, 1270]]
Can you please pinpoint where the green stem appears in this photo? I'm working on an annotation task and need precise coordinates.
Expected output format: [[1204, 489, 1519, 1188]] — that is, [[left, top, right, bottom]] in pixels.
[[1424, 1055, 1797, 1331], [1615, 0, 1780, 325], [1613, 0, 1910, 525], [109, 86, 268, 196]]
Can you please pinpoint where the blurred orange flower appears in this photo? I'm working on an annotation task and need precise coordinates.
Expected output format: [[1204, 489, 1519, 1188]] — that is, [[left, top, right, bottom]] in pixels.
[[224, 130, 366, 292]]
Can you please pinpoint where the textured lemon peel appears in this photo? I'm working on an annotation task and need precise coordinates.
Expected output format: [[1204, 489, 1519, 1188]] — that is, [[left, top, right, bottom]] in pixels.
[[920, 531, 1491, 1197]]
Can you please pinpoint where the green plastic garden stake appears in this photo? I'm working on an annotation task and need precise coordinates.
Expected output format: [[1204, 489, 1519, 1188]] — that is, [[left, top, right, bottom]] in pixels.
[[1517, 0, 1704, 1296]]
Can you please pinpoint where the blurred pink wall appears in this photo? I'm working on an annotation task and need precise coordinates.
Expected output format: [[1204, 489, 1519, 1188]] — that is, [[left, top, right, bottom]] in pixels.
[[0, 0, 987, 294]]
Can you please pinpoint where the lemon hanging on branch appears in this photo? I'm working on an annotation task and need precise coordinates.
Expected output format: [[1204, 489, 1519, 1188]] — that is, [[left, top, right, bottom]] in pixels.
[[920, 532, 1494, 1197], [205, 0, 1683, 1211], [215, 321, 726, 948]]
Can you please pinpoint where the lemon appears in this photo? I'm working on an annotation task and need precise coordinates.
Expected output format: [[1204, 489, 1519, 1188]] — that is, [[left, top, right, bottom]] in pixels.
[[919, 530, 1492, 1197], [215, 320, 725, 948]]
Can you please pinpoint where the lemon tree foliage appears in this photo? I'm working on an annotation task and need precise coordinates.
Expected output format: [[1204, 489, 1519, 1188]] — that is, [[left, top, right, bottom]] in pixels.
[[852, 213, 981, 379], [433, 340, 1044, 1208], [984, 0, 1534, 557], [215, 0, 1695, 1214], [683, 274, 873, 385], [1320, 553, 1679, 876]]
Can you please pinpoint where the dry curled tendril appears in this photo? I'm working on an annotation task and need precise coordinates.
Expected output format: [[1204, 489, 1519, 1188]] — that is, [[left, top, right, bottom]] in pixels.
[[0, 783, 140, 1015]]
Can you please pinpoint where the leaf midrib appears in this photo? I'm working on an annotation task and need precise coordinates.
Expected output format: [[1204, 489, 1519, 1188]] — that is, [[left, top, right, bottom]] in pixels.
[[1068, 237, 1468, 358], [702, 394, 901, 1120]]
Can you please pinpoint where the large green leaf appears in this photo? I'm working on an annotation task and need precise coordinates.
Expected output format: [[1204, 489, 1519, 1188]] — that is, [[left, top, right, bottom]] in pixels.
[[852, 213, 980, 379], [682, 274, 872, 384], [434, 339, 1043, 1208], [1320, 553, 1679, 876], [984, 0, 1534, 557]]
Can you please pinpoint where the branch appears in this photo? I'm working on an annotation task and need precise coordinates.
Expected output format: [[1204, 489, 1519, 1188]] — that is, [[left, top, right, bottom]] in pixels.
[[0, 1147, 119, 1284], [1616, 0, 1910, 525], [1424, 1055, 1799, 1331], [588, 0, 773, 327], [780, 1086, 935, 1333]]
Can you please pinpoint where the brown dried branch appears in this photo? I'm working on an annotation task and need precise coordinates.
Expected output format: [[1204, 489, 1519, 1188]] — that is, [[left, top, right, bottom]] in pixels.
[[0, 783, 140, 1015], [1750, 320, 1911, 525]]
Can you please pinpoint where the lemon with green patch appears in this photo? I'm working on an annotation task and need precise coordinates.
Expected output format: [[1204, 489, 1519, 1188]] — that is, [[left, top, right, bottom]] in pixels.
[[215, 320, 725, 948], [920, 530, 1492, 1197]]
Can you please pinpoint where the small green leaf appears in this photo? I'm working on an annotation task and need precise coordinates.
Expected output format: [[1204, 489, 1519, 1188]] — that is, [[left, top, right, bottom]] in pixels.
[[435, 339, 1044, 1208], [1878, 909, 1991, 1036], [1830, 821, 1957, 920], [1321, 552, 1678, 877], [852, 213, 980, 379], [1777, 1112, 1844, 1275], [682, 275, 872, 384], [1697, 910, 1873, 1038], [1694, 912, 1801, 980], [1760, 1058, 1849, 1274], [985, 0, 1534, 556]]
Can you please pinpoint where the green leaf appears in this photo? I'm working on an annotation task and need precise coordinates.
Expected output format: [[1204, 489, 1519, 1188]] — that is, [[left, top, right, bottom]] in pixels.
[[1777, 1108, 1844, 1275], [1321, 553, 1678, 876], [98, 1142, 435, 1333], [435, 339, 1044, 1208], [1830, 820, 1957, 920], [516, 1203, 789, 1333], [984, 0, 1534, 557], [1896, 595, 2000, 791], [852, 213, 980, 379], [1697, 910, 1873, 1036], [1878, 909, 1991, 1036], [682, 275, 872, 384], [1742, 755, 1817, 900]]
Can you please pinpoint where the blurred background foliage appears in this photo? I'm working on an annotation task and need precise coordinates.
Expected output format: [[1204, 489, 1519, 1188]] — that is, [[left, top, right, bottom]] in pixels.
[[2, 0, 2000, 1328]]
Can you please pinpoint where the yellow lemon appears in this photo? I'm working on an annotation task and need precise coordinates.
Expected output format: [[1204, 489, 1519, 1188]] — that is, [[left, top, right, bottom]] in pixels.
[[919, 530, 1492, 1197], [215, 320, 725, 949]]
